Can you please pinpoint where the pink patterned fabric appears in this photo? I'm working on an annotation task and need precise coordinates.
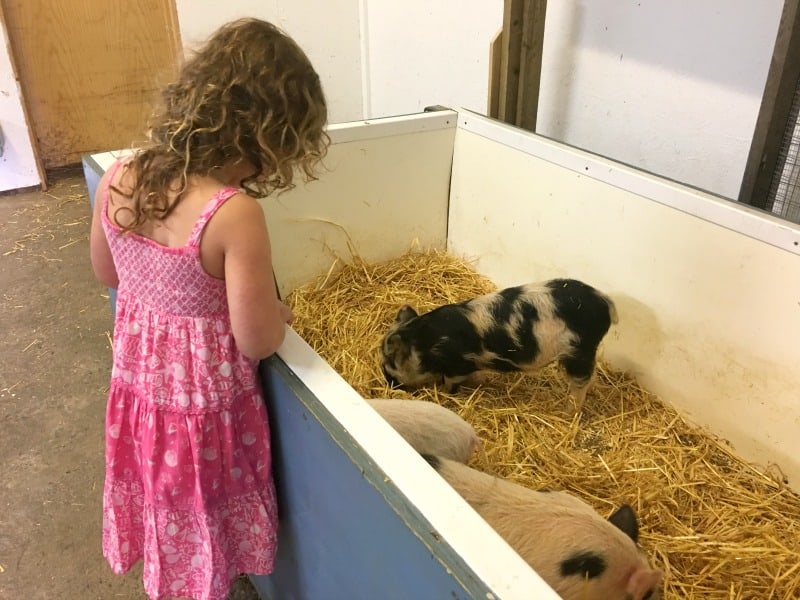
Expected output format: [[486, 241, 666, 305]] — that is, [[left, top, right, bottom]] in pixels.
[[100, 160, 278, 600]]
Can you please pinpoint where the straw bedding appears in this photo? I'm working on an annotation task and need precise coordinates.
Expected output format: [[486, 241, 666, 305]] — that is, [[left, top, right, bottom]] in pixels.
[[285, 247, 800, 599]]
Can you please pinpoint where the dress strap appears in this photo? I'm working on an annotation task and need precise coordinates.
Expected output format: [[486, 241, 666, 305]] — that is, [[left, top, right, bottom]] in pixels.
[[102, 158, 128, 218], [186, 187, 241, 247]]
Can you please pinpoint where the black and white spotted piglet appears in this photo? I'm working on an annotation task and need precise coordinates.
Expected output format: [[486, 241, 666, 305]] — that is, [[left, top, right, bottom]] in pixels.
[[424, 455, 662, 600], [380, 279, 618, 412]]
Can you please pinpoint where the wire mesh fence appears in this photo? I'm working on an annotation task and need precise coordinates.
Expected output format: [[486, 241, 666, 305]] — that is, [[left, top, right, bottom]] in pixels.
[[767, 75, 800, 224]]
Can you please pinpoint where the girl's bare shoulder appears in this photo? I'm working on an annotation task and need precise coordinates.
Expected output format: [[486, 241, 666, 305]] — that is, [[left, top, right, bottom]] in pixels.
[[198, 182, 268, 254], [201, 183, 264, 227]]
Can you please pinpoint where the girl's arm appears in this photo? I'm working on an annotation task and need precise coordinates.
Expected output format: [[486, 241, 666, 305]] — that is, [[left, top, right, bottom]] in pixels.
[[217, 193, 291, 360], [89, 168, 120, 289]]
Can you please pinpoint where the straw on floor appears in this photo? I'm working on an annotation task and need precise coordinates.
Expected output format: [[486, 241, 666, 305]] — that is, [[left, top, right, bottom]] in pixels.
[[285, 247, 800, 600]]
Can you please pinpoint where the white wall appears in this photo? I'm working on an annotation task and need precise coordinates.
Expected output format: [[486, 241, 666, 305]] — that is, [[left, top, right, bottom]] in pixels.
[[0, 20, 39, 191], [536, 0, 784, 201], [174, 0, 364, 124], [362, 1, 502, 118]]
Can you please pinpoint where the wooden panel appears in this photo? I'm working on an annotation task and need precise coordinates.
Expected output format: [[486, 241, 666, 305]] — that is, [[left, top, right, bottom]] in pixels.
[[738, 0, 800, 209], [2, 0, 180, 168]]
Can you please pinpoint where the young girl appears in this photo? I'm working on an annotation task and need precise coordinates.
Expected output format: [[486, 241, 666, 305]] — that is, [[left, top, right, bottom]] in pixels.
[[89, 18, 329, 600]]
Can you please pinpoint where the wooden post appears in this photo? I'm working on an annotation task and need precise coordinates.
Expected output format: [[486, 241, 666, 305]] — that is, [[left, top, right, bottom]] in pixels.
[[497, 0, 524, 124], [516, 0, 547, 131], [738, 0, 800, 209], [488, 28, 503, 119], [491, 0, 547, 131]]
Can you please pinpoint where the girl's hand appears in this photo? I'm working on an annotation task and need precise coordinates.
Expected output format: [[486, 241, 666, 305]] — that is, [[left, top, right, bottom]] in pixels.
[[279, 302, 295, 325]]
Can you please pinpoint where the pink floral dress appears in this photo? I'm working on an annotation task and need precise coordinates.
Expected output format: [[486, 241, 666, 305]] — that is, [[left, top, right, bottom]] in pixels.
[[100, 160, 278, 600]]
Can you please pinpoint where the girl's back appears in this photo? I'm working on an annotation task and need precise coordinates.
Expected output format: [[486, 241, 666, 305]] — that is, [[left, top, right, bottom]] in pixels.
[[102, 163, 234, 315], [100, 160, 259, 409], [95, 159, 288, 359]]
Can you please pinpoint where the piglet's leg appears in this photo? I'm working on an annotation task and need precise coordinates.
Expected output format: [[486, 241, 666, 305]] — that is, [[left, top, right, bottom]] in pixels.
[[559, 353, 596, 414], [442, 374, 470, 394], [569, 380, 591, 414]]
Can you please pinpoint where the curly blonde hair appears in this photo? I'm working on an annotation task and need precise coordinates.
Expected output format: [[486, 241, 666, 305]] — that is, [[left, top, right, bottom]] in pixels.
[[114, 18, 329, 232]]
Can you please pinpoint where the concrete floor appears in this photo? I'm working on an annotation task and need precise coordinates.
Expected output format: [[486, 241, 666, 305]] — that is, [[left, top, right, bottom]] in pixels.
[[0, 169, 259, 599]]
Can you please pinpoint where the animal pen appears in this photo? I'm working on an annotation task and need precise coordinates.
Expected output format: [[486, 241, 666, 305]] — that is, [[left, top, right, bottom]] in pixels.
[[83, 107, 800, 599]]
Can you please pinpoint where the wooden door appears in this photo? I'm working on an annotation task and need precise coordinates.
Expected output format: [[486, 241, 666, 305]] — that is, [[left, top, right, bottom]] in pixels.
[[1, 0, 181, 170]]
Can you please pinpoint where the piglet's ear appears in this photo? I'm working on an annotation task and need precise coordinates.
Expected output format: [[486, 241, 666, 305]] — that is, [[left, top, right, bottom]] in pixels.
[[384, 333, 411, 361], [608, 504, 639, 543], [384, 333, 402, 354], [396, 305, 418, 323]]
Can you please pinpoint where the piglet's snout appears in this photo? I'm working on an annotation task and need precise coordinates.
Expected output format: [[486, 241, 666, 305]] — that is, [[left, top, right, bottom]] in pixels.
[[628, 566, 662, 599]]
